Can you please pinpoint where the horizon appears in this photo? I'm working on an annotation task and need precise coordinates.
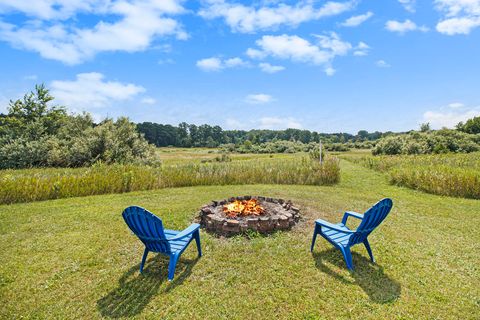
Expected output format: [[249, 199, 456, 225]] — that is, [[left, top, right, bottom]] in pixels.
[[1, 0, 480, 134]]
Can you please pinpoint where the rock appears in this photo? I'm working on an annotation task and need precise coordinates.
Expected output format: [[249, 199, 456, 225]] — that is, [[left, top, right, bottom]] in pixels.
[[224, 220, 240, 232], [278, 215, 290, 229], [206, 220, 213, 230], [247, 218, 259, 230], [227, 219, 239, 226], [258, 217, 272, 232]]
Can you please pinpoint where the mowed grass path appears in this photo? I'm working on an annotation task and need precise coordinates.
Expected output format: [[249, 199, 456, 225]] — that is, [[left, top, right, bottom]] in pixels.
[[0, 160, 479, 319]]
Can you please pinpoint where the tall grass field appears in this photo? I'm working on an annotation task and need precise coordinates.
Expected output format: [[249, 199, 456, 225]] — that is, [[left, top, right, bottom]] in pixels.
[[0, 155, 340, 204], [354, 152, 480, 199]]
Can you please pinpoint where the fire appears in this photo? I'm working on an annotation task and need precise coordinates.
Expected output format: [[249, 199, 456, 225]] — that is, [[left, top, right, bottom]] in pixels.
[[223, 199, 265, 218]]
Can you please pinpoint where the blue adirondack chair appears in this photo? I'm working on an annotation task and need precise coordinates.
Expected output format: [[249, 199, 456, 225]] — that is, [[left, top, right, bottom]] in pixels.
[[122, 206, 202, 281], [310, 198, 393, 270]]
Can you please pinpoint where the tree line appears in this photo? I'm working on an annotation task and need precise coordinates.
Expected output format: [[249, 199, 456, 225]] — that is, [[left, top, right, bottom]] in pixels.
[[136, 122, 385, 147]]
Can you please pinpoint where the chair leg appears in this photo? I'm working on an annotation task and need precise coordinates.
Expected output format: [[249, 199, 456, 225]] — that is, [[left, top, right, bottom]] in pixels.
[[168, 253, 179, 281], [194, 230, 202, 257], [140, 248, 149, 273], [310, 225, 319, 252], [340, 247, 354, 270], [363, 239, 375, 263]]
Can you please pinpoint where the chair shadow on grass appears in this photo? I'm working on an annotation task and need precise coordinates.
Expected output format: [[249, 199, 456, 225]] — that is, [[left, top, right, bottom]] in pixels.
[[312, 248, 401, 304], [97, 254, 199, 318]]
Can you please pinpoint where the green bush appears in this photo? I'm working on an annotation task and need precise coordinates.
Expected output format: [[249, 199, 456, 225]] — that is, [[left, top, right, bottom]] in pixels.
[[325, 143, 350, 152], [457, 116, 480, 134], [0, 85, 157, 169], [221, 140, 322, 154], [372, 129, 480, 155]]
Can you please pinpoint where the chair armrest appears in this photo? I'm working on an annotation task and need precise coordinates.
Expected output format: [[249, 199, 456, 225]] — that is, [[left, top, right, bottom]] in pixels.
[[315, 219, 354, 234], [342, 211, 363, 225], [167, 223, 200, 241]]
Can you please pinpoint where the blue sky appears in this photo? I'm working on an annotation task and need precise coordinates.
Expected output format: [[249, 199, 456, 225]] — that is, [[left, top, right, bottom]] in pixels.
[[0, 0, 479, 133]]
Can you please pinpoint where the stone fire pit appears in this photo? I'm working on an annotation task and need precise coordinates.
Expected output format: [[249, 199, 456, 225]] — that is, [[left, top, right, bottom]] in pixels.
[[196, 196, 301, 236]]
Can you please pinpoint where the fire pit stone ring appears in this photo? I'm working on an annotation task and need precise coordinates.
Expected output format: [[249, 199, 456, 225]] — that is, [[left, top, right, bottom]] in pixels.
[[196, 196, 301, 236]]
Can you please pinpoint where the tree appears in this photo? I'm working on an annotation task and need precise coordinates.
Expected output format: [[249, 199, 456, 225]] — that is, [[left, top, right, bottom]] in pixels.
[[420, 123, 430, 132], [357, 130, 369, 141], [0, 85, 156, 169], [0, 84, 67, 139], [457, 116, 480, 134]]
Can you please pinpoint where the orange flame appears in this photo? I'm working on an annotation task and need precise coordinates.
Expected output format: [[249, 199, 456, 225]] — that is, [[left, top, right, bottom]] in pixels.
[[223, 199, 265, 218]]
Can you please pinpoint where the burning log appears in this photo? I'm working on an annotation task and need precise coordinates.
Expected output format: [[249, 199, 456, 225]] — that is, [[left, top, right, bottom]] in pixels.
[[223, 199, 265, 218]]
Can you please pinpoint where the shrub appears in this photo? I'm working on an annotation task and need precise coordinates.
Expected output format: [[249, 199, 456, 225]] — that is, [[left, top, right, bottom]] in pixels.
[[0, 85, 157, 169], [457, 116, 480, 134], [372, 130, 480, 155]]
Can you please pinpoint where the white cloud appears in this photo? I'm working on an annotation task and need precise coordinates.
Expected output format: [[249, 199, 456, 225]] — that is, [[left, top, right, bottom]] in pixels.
[[385, 19, 429, 34], [0, 94, 9, 113], [436, 17, 480, 34], [199, 0, 356, 33], [423, 106, 480, 128], [258, 62, 285, 73], [23, 74, 38, 80], [50, 72, 145, 109], [225, 118, 244, 129], [196, 56, 248, 72], [141, 97, 156, 105], [376, 60, 390, 68], [246, 48, 267, 59], [0, 0, 187, 64], [196, 57, 223, 71], [158, 58, 175, 65], [225, 115, 303, 130], [449, 102, 464, 108], [224, 57, 247, 68], [341, 11, 374, 27], [398, 0, 416, 13], [324, 67, 336, 76], [353, 41, 370, 56], [258, 117, 302, 129], [434, 0, 480, 34], [245, 93, 274, 104], [435, 0, 480, 34], [246, 33, 352, 75], [0, 0, 107, 20]]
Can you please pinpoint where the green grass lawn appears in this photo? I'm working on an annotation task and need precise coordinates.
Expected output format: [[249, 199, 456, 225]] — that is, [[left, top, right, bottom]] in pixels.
[[1, 159, 479, 319], [156, 147, 302, 164]]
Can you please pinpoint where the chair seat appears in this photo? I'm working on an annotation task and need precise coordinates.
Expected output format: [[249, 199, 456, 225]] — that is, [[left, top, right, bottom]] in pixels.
[[164, 229, 193, 253], [317, 222, 352, 247]]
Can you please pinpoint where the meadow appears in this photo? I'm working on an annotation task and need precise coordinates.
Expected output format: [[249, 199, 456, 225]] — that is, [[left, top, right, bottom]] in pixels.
[[0, 151, 478, 319], [0, 149, 339, 204], [350, 152, 480, 199]]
